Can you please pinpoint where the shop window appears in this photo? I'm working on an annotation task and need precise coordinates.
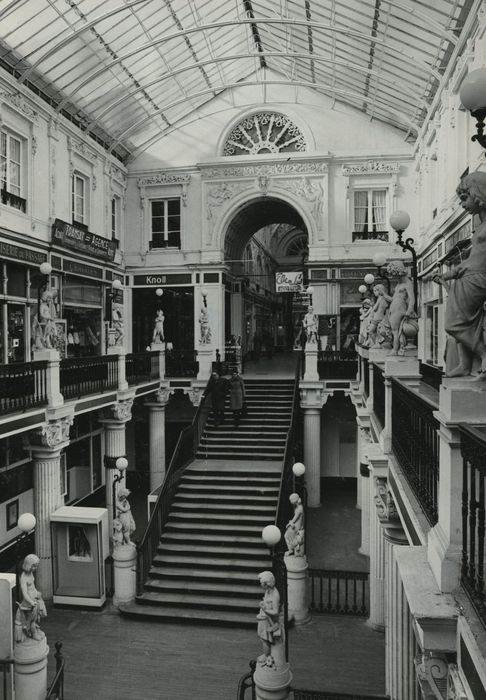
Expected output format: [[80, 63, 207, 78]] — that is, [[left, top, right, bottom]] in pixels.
[[150, 199, 181, 249], [6, 263, 27, 298], [65, 420, 103, 503], [72, 172, 88, 225], [111, 196, 120, 246], [0, 130, 26, 212], [352, 189, 388, 241], [0, 463, 33, 504], [7, 304, 25, 363]]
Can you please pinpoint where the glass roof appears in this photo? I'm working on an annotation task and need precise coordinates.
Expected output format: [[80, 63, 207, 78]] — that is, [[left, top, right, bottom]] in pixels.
[[0, 0, 473, 161]]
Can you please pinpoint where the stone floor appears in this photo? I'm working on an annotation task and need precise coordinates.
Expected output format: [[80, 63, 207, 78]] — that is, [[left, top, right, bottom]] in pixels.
[[42, 483, 384, 699]]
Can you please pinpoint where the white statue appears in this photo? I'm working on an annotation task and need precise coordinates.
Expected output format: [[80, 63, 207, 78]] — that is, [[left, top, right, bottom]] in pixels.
[[199, 307, 212, 344], [116, 488, 136, 545], [366, 284, 390, 348], [112, 518, 124, 548], [152, 310, 165, 344], [256, 571, 285, 668], [284, 493, 304, 557], [385, 262, 417, 355], [33, 290, 60, 351], [303, 306, 318, 345], [358, 299, 373, 346], [14, 554, 47, 643], [112, 302, 124, 347]]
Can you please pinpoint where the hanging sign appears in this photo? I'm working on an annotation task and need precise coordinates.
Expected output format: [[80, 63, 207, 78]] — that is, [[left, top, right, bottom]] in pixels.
[[52, 219, 117, 262], [275, 271, 304, 293]]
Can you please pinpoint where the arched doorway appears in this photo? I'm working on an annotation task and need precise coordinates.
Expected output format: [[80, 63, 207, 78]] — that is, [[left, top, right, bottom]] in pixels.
[[222, 197, 309, 359]]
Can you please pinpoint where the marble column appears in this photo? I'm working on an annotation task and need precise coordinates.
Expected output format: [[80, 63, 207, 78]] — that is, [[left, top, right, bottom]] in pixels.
[[368, 474, 386, 631], [359, 461, 370, 557], [387, 545, 416, 700], [100, 398, 133, 532], [146, 387, 170, 492], [384, 524, 409, 699], [28, 413, 73, 599], [303, 407, 321, 508]]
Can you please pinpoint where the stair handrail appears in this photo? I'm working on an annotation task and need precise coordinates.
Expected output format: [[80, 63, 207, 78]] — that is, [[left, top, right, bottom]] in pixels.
[[136, 378, 212, 595], [236, 660, 256, 700]]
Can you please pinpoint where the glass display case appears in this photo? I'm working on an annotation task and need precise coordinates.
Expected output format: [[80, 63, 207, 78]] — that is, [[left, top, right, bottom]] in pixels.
[[50, 506, 109, 607]]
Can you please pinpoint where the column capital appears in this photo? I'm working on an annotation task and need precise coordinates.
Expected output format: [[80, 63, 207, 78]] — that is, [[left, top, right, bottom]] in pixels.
[[300, 385, 328, 409], [28, 414, 73, 452], [374, 477, 400, 527], [146, 385, 171, 408], [101, 398, 134, 424]]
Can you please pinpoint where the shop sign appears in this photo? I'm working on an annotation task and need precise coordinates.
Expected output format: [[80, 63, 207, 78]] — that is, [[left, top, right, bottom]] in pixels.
[[52, 219, 116, 262], [63, 259, 103, 279], [0, 241, 47, 265], [275, 271, 303, 292], [133, 273, 192, 286]]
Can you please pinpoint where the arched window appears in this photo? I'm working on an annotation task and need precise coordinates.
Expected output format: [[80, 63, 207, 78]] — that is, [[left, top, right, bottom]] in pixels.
[[223, 112, 306, 156]]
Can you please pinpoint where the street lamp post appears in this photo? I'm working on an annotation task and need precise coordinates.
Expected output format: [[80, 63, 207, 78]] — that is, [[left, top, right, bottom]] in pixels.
[[15, 513, 36, 602], [104, 456, 128, 520], [261, 524, 288, 662], [459, 67, 486, 150], [389, 210, 418, 314]]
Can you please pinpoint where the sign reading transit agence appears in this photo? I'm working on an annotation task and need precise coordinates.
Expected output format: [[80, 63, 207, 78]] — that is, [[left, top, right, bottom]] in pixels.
[[52, 219, 117, 262], [275, 271, 304, 293]]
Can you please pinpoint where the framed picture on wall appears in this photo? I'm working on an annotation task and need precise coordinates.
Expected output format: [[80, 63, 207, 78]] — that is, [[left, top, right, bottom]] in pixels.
[[6, 499, 19, 531]]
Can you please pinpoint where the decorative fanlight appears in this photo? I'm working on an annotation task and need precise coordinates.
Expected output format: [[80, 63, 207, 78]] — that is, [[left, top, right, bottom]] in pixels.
[[223, 112, 306, 156]]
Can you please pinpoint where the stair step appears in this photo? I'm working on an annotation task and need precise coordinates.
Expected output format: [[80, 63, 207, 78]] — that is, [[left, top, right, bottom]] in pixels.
[[200, 436, 285, 443], [138, 591, 257, 612], [148, 566, 262, 583], [152, 554, 269, 569], [196, 452, 284, 460], [161, 533, 267, 546], [120, 601, 256, 627], [178, 483, 279, 494], [168, 511, 274, 523], [158, 542, 266, 556], [173, 494, 277, 505], [182, 474, 281, 484], [145, 578, 260, 598], [165, 521, 265, 534]]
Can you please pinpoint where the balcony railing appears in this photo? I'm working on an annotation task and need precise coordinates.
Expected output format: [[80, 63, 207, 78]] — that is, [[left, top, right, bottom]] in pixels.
[[373, 364, 385, 428], [308, 569, 369, 616], [126, 351, 159, 385], [0, 361, 48, 415], [419, 362, 443, 392], [317, 350, 358, 380], [460, 426, 486, 628], [352, 230, 388, 242], [166, 349, 199, 377], [391, 380, 439, 525], [1, 186, 26, 212], [60, 356, 118, 400]]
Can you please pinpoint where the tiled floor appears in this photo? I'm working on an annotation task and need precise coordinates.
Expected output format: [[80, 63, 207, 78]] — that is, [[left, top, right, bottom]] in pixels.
[[42, 483, 385, 699]]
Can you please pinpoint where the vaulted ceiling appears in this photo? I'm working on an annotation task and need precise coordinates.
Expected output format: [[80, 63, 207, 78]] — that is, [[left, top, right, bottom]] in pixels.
[[0, 0, 474, 162]]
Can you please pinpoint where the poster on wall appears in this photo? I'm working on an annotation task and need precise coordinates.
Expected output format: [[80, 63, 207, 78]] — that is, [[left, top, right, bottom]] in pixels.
[[275, 271, 304, 293]]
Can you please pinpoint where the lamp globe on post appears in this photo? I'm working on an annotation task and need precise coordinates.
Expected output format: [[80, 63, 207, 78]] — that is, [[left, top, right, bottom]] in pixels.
[[112, 457, 128, 519], [262, 524, 281, 548], [292, 461, 306, 493], [363, 273, 375, 287], [306, 286, 314, 306], [358, 284, 368, 299], [372, 252, 387, 269], [37, 262, 53, 311], [112, 278, 122, 292], [201, 288, 208, 308], [17, 512, 36, 534], [155, 288, 163, 298], [459, 68, 486, 149], [39, 262, 52, 278], [389, 210, 410, 236]]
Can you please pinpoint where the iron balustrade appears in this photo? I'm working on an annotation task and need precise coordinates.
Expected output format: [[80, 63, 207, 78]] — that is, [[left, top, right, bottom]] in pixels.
[[126, 351, 159, 385], [363, 358, 369, 399], [45, 642, 65, 700], [1, 186, 27, 212], [166, 349, 199, 377], [317, 350, 358, 380], [460, 426, 486, 627], [308, 569, 369, 616], [236, 660, 256, 700], [60, 355, 118, 399], [372, 364, 385, 429], [352, 230, 389, 242], [136, 379, 211, 595], [0, 361, 48, 415], [419, 362, 443, 392], [391, 380, 439, 526]]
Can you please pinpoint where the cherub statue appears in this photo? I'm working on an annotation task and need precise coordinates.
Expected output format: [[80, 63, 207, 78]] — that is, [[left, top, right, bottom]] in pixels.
[[14, 554, 47, 643], [152, 310, 165, 344], [284, 493, 305, 557], [116, 488, 136, 545], [366, 284, 389, 348], [199, 307, 212, 344], [358, 299, 373, 346], [256, 571, 284, 668], [424, 172, 486, 380], [303, 306, 318, 345]]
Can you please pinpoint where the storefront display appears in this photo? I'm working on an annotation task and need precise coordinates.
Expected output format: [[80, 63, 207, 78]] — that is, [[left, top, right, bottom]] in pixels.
[[50, 506, 109, 606], [63, 276, 102, 357]]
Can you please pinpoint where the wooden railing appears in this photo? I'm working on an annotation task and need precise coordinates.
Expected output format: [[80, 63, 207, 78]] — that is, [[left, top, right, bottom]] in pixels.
[[136, 379, 211, 595], [372, 364, 385, 429], [460, 426, 486, 628], [308, 569, 369, 616], [0, 360, 48, 415], [126, 351, 159, 385], [419, 362, 443, 392], [391, 380, 439, 525], [45, 642, 65, 700], [317, 350, 358, 380], [166, 349, 199, 377], [60, 355, 118, 399]]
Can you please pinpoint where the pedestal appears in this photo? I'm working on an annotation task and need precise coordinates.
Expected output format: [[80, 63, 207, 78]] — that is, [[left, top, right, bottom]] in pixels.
[[254, 653, 292, 700], [197, 347, 214, 380], [285, 554, 310, 625], [14, 637, 49, 700], [32, 349, 63, 407], [303, 345, 319, 381], [113, 544, 137, 607]]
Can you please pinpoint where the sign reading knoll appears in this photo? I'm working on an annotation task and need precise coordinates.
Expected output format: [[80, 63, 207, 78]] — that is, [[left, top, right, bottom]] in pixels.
[[52, 219, 117, 262]]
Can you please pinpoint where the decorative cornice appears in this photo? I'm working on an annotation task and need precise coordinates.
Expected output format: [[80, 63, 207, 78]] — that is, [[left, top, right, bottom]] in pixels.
[[0, 89, 38, 122], [155, 387, 171, 405], [137, 173, 191, 187], [206, 182, 250, 220], [70, 137, 98, 163], [200, 161, 328, 179], [342, 161, 400, 176]]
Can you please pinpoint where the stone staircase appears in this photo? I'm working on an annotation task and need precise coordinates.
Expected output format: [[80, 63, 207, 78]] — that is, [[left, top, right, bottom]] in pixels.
[[196, 379, 294, 460], [122, 461, 281, 625]]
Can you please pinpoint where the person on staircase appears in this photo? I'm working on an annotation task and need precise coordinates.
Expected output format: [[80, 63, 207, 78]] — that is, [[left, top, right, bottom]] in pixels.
[[229, 368, 246, 427], [204, 369, 229, 427]]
